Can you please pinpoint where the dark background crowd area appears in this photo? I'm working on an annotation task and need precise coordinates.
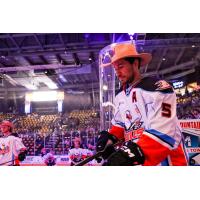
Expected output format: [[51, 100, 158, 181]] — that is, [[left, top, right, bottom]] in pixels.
[[176, 89, 200, 119]]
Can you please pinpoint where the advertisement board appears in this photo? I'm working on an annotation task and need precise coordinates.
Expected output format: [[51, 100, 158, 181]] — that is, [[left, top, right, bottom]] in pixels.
[[180, 119, 200, 166]]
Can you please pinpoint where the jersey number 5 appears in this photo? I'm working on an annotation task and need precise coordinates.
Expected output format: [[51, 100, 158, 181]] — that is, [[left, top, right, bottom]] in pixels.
[[162, 103, 171, 118]]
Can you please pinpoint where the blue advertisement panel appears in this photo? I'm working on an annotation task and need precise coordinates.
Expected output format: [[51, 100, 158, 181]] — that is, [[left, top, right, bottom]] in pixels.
[[180, 120, 200, 166]]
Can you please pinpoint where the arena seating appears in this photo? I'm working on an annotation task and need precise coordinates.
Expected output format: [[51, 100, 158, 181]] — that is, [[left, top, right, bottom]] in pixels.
[[0, 113, 16, 122], [16, 114, 57, 135], [0, 109, 99, 156], [176, 89, 200, 119], [69, 109, 99, 127]]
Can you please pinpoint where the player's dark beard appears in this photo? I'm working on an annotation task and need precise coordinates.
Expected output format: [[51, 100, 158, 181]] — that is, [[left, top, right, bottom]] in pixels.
[[126, 75, 142, 89], [127, 76, 134, 84], [126, 74, 135, 86], [120, 75, 134, 87]]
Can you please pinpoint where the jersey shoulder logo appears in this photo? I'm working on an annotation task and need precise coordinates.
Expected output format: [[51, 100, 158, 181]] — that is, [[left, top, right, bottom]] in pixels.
[[155, 80, 172, 91]]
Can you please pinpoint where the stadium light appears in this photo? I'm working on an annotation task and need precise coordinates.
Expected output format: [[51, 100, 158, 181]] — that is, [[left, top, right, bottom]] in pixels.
[[26, 84, 38, 90], [30, 91, 62, 102], [128, 33, 136, 40], [59, 74, 67, 83], [103, 85, 108, 91], [33, 91, 57, 101], [47, 83, 58, 89]]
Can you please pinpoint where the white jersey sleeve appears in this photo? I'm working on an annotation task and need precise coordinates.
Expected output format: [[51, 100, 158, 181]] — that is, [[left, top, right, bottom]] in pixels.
[[111, 96, 125, 128], [13, 137, 26, 156]]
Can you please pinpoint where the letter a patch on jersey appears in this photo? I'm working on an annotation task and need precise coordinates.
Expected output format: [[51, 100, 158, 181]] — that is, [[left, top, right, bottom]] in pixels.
[[132, 91, 137, 102]]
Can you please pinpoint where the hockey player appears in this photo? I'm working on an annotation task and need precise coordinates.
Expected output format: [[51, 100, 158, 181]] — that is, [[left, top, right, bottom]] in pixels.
[[97, 42, 188, 166], [43, 149, 56, 166], [0, 120, 27, 166], [68, 137, 88, 166]]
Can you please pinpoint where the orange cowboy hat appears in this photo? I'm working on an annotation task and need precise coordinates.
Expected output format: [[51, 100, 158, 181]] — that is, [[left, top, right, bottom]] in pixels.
[[99, 42, 152, 67]]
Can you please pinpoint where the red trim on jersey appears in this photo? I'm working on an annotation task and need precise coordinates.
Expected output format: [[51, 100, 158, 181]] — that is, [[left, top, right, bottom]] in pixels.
[[14, 156, 20, 166], [168, 143, 188, 166], [20, 148, 27, 151], [109, 125, 124, 140], [137, 134, 171, 166], [82, 155, 87, 159]]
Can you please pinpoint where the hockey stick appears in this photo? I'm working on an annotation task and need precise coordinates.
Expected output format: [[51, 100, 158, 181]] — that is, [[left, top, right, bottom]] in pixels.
[[0, 149, 28, 166], [0, 158, 18, 166], [75, 140, 123, 166]]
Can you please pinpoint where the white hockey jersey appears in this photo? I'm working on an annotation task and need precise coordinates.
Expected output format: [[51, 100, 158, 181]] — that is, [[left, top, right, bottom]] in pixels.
[[0, 135, 26, 166], [68, 148, 87, 163], [68, 148, 95, 165], [109, 77, 188, 166]]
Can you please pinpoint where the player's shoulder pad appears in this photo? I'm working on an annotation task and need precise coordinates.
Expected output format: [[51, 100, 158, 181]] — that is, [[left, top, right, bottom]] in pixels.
[[10, 132, 19, 138], [136, 77, 174, 93]]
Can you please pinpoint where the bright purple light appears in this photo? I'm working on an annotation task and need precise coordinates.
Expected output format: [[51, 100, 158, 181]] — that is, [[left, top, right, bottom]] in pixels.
[[84, 33, 90, 39], [128, 33, 136, 40]]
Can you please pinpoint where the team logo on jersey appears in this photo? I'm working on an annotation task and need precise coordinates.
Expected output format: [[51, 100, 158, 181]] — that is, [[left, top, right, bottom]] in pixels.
[[127, 121, 143, 131], [125, 112, 143, 131], [124, 126, 144, 142], [124, 108, 144, 141], [155, 80, 172, 91], [126, 110, 132, 120], [0, 144, 10, 155], [125, 106, 143, 132]]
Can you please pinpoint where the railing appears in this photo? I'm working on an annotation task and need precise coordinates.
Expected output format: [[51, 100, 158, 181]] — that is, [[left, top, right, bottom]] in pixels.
[[21, 131, 98, 156]]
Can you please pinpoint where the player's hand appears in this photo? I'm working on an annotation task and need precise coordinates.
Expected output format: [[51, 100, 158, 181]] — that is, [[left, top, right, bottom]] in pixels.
[[104, 141, 145, 166], [96, 131, 118, 160], [18, 150, 27, 161]]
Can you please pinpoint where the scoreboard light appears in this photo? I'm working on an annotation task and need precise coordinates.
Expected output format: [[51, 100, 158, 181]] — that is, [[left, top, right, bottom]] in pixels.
[[25, 91, 64, 102], [173, 81, 184, 89], [32, 91, 57, 101]]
